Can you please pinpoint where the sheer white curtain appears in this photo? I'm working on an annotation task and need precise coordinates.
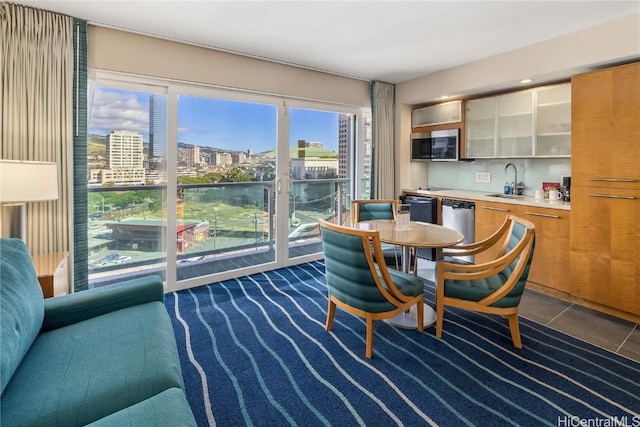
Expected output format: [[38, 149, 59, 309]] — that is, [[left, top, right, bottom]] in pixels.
[[371, 81, 395, 199], [0, 3, 73, 255]]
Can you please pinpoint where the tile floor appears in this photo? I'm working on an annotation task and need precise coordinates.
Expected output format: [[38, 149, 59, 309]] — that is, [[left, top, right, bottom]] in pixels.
[[417, 259, 640, 363]]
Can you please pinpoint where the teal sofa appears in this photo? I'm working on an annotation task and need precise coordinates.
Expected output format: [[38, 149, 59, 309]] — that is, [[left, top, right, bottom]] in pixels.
[[0, 238, 196, 426]]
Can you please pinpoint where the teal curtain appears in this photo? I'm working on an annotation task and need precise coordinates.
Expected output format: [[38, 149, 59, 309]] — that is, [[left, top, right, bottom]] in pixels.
[[73, 18, 88, 291]]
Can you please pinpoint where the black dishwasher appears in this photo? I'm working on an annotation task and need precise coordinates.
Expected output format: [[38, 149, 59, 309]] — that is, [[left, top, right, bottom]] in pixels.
[[400, 195, 437, 260]]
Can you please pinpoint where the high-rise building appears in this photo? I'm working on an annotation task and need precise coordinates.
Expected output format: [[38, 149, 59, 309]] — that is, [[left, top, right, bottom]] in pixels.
[[107, 130, 144, 169], [149, 95, 167, 162], [211, 152, 232, 166], [338, 114, 352, 179], [185, 145, 200, 167], [231, 152, 246, 164]]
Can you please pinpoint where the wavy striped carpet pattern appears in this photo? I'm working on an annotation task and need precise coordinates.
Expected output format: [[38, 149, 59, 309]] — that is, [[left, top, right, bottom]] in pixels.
[[166, 261, 640, 427]]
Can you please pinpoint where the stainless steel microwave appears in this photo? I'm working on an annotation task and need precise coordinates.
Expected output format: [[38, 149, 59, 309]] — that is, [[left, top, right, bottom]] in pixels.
[[411, 129, 460, 161]]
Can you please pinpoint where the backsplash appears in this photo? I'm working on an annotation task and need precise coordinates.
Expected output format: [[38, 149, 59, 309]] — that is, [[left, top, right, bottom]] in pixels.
[[425, 158, 571, 196]]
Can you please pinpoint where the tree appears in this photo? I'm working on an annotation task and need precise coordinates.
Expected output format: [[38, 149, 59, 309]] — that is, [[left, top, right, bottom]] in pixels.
[[221, 167, 255, 183]]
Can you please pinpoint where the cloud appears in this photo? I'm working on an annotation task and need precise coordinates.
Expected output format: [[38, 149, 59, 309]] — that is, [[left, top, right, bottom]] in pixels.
[[89, 88, 149, 137]]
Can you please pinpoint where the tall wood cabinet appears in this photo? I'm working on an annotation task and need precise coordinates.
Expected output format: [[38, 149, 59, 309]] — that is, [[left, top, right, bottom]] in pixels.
[[570, 62, 640, 320]]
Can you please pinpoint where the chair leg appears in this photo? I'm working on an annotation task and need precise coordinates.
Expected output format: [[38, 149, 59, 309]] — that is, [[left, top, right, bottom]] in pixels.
[[365, 317, 374, 358], [435, 300, 444, 338], [326, 299, 336, 332], [507, 313, 522, 349], [416, 300, 424, 333]]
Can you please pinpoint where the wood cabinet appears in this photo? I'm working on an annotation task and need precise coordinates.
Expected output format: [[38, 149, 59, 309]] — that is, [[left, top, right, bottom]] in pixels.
[[32, 252, 69, 298], [465, 83, 571, 159], [474, 200, 571, 294], [570, 187, 640, 317], [516, 206, 571, 294], [474, 200, 515, 263], [570, 62, 640, 321], [571, 62, 640, 189]]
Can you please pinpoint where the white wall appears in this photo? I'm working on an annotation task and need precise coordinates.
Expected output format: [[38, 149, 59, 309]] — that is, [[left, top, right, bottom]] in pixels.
[[395, 13, 640, 196]]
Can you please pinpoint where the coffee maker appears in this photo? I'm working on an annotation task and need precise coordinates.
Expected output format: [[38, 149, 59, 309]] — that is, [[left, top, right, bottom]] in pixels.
[[561, 176, 571, 202]]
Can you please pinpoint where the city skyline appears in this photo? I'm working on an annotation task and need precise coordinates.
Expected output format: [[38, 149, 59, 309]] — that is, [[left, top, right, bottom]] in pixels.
[[89, 87, 342, 154]]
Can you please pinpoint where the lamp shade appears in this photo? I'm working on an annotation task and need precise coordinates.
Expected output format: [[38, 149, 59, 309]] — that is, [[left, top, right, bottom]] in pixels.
[[0, 160, 59, 203]]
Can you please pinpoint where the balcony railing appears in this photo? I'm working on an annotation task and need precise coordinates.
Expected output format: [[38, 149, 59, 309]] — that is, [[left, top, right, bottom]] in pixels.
[[87, 179, 350, 288]]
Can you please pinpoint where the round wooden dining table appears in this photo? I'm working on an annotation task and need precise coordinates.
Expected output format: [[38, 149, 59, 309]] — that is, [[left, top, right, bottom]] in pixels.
[[354, 219, 464, 329]]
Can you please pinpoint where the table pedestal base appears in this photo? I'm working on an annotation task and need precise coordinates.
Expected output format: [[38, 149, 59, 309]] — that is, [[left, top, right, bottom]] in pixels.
[[385, 304, 436, 329]]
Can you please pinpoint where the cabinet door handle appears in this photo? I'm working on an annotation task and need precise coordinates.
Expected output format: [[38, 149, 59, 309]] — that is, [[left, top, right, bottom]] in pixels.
[[482, 206, 510, 212], [589, 193, 636, 200], [523, 211, 561, 218], [590, 178, 637, 183]]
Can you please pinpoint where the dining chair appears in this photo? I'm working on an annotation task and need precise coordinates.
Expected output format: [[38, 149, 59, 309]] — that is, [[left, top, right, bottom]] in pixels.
[[350, 199, 416, 274], [318, 219, 425, 358], [435, 214, 535, 349]]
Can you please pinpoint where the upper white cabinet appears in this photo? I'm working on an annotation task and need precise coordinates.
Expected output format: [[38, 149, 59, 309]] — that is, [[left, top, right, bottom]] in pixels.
[[536, 84, 571, 156], [465, 83, 571, 159], [412, 100, 462, 127], [465, 98, 496, 158], [497, 91, 534, 157]]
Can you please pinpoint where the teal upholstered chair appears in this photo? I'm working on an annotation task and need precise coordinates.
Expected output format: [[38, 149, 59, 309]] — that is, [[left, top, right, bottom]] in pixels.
[[351, 199, 416, 274], [319, 219, 424, 358], [435, 215, 535, 348]]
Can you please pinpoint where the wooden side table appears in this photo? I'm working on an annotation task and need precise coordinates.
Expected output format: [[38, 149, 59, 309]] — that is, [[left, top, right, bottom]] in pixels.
[[31, 252, 69, 298]]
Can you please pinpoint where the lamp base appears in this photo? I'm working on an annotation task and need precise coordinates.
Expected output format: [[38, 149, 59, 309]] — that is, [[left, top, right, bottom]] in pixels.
[[1, 204, 26, 241]]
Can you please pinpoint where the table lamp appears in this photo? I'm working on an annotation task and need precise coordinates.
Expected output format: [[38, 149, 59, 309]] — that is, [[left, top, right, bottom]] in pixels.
[[0, 160, 59, 241]]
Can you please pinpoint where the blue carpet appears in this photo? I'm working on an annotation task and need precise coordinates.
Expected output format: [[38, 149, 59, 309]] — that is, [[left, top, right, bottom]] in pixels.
[[166, 261, 640, 427]]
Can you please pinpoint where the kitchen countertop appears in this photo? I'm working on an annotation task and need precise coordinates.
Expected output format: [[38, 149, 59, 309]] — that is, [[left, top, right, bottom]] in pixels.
[[402, 188, 571, 211]]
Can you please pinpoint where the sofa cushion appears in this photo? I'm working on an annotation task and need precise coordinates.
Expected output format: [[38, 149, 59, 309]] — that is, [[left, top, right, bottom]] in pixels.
[[86, 388, 197, 427], [0, 238, 44, 394], [1, 301, 185, 426]]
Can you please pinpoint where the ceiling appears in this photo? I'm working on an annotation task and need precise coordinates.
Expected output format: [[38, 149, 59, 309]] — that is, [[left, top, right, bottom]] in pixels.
[[12, 1, 640, 84]]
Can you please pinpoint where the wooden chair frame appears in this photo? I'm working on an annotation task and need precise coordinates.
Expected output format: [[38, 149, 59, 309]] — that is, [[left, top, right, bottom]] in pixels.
[[319, 219, 424, 358], [435, 215, 535, 349]]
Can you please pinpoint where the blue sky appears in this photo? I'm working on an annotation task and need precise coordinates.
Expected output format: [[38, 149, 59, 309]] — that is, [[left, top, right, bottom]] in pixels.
[[89, 88, 340, 153]]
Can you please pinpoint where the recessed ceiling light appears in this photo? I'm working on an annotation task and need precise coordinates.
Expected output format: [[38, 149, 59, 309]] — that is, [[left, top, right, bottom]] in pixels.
[[440, 95, 450, 99], [520, 79, 533, 84]]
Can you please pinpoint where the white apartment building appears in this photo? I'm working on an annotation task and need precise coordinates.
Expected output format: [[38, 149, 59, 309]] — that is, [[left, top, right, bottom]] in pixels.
[[89, 130, 145, 185], [290, 158, 338, 180], [185, 145, 201, 167], [211, 152, 232, 166], [231, 152, 246, 164]]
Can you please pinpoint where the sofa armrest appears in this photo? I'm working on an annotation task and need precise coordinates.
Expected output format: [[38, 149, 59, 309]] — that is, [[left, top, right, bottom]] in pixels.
[[41, 275, 165, 332]]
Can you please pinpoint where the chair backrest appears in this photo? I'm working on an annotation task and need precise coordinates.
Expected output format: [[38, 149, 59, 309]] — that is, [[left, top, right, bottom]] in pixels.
[[318, 219, 402, 313], [351, 199, 398, 225], [484, 215, 536, 306]]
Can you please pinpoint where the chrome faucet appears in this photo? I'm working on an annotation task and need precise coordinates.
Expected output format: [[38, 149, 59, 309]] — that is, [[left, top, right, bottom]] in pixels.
[[504, 163, 518, 195]]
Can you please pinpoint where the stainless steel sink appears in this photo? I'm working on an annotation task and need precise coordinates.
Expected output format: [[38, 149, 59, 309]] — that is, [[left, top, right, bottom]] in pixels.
[[487, 193, 525, 200]]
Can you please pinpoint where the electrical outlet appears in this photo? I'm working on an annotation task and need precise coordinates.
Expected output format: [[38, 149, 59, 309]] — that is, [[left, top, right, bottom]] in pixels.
[[475, 171, 491, 183]]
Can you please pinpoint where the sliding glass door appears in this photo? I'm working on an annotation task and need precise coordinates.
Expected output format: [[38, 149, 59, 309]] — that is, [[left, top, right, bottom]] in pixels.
[[285, 106, 355, 262], [86, 85, 168, 288], [174, 93, 278, 283], [86, 73, 367, 291]]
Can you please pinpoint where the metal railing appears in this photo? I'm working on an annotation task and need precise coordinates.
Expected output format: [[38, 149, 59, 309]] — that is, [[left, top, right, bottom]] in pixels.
[[87, 178, 350, 285]]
